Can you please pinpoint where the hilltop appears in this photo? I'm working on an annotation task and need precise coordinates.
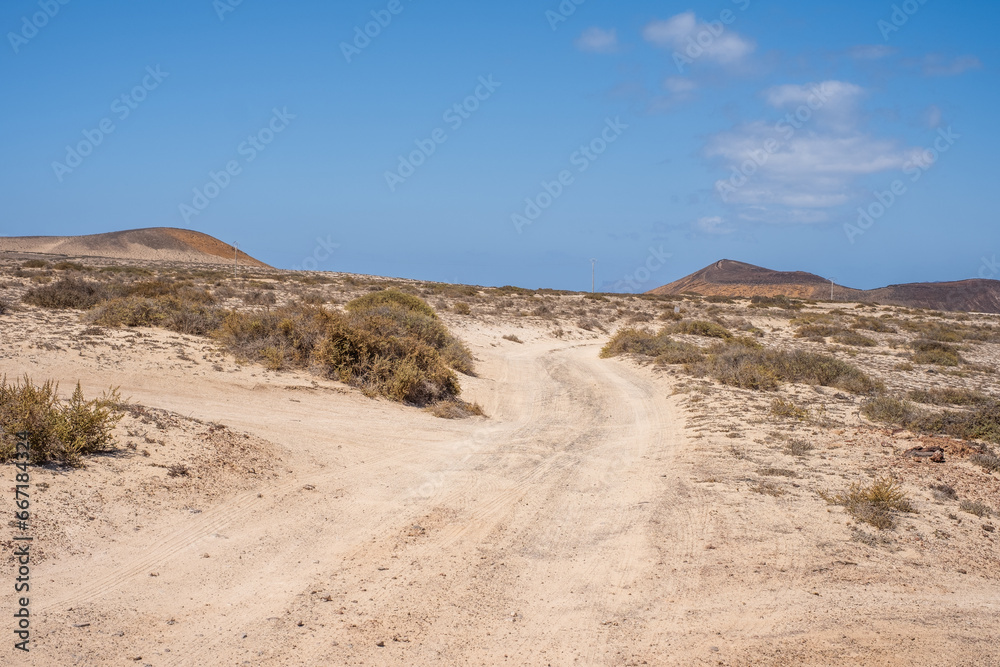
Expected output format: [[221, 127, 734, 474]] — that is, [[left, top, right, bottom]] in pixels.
[[0, 227, 269, 268], [650, 259, 1000, 313]]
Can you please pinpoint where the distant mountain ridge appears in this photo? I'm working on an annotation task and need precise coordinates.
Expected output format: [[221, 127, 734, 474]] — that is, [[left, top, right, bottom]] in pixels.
[[0, 228, 270, 268], [649, 259, 1000, 314]]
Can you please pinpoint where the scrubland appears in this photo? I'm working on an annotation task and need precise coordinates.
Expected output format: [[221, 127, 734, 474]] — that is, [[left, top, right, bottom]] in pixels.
[[1, 255, 998, 665]]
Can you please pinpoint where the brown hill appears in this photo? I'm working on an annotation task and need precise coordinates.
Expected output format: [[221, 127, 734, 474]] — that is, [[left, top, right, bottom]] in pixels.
[[0, 228, 269, 268], [649, 259, 1000, 314]]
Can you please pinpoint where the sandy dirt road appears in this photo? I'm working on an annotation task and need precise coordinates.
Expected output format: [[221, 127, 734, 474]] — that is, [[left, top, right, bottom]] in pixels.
[[6, 321, 999, 665], [19, 335, 687, 665]]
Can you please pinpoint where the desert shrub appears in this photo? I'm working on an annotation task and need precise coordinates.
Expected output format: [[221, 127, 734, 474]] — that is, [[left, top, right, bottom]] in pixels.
[[453, 301, 471, 315], [795, 323, 842, 338], [971, 452, 1000, 472], [502, 334, 523, 344], [21, 259, 49, 269], [750, 295, 801, 310], [601, 328, 704, 362], [673, 320, 732, 339], [89, 296, 171, 328], [53, 261, 86, 271], [658, 309, 683, 322], [576, 318, 605, 332], [440, 338, 475, 375], [162, 303, 224, 336], [89, 294, 227, 336], [907, 387, 992, 407], [0, 376, 124, 465], [99, 265, 153, 276], [834, 331, 878, 347], [930, 483, 958, 501], [214, 307, 331, 371], [426, 400, 485, 419], [911, 339, 962, 366], [242, 290, 277, 306], [217, 292, 469, 406], [757, 467, 797, 477], [751, 481, 785, 496], [862, 395, 917, 425], [863, 395, 1000, 444], [912, 404, 1000, 444], [959, 500, 992, 517], [771, 398, 808, 420], [346, 288, 436, 319], [691, 343, 882, 394], [654, 340, 705, 366], [832, 476, 914, 530], [783, 438, 814, 456], [900, 321, 964, 342], [852, 316, 897, 333], [23, 278, 108, 310], [627, 312, 653, 324]]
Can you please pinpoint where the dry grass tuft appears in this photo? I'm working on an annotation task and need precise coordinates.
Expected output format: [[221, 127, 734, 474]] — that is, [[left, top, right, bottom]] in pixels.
[[832, 476, 914, 530]]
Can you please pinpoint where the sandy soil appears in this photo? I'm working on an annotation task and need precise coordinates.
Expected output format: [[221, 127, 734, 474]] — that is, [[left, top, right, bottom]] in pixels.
[[1, 270, 999, 665]]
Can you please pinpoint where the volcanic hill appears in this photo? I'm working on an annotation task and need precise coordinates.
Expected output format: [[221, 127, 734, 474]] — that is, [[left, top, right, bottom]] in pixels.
[[649, 259, 1000, 314], [0, 228, 270, 268]]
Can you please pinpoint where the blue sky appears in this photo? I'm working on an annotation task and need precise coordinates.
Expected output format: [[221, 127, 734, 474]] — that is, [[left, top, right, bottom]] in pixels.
[[1, 0, 997, 291]]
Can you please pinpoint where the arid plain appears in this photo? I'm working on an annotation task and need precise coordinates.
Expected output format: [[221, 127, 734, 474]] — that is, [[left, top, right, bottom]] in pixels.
[[2, 253, 999, 666]]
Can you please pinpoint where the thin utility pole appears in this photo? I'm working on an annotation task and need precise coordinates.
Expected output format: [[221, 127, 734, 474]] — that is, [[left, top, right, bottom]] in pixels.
[[591, 258, 597, 293], [829, 276, 835, 301]]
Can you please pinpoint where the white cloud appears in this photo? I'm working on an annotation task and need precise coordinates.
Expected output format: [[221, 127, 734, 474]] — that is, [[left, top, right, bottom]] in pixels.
[[642, 12, 754, 67], [575, 27, 618, 54], [920, 54, 982, 77], [694, 216, 733, 234], [704, 82, 924, 223], [762, 80, 864, 133]]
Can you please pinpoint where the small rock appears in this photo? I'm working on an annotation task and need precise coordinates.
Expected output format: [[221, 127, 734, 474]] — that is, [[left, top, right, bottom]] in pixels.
[[376, 640, 385, 647]]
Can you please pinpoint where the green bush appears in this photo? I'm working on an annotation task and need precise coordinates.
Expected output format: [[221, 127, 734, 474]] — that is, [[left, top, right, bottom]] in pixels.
[[0, 376, 124, 465]]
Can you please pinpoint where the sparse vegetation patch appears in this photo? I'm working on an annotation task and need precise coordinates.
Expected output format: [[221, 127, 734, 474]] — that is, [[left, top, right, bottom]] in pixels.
[[0, 375, 124, 465]]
